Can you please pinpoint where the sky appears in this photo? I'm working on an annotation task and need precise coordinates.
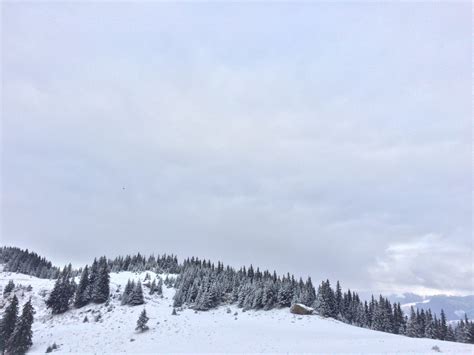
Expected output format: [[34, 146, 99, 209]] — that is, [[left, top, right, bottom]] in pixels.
[[1, 2, 472, 296]]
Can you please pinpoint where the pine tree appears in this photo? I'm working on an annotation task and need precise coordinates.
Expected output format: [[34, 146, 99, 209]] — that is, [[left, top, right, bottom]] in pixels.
[[335, 281, 342, 318], [121, 279, 133, 305], [3, 280, 15, 297], [91, 257, 110, 303], [74, 265, 90, 308], [0, 294, 18, 352], [156, 278, 163, 296], [45, 266, 75, 314], [135, 309, 149, 332], [446, 324, 455, 341], [440, 309, 448, 340], [129, 281, 145, 306], [88, 258, 99, 300], [5, 298, 34, 355], [315, 280, 336, 318], [406, 306, 418, 338], [149, 279, 156, 295]]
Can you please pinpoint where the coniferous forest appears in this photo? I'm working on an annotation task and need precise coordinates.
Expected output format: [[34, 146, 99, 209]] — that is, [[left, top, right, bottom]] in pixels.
[[1, 246, 473, 347]]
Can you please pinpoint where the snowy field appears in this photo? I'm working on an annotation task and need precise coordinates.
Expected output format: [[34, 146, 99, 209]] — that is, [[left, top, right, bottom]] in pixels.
[[0, 270, 472, 354]]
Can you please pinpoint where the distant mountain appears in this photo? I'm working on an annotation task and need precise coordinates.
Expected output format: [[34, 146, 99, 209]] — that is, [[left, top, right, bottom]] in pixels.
[[388, 293, 474, 321]]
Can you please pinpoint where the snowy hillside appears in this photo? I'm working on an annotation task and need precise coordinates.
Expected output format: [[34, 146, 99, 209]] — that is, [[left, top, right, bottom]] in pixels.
[[0, 270, 472, 354]]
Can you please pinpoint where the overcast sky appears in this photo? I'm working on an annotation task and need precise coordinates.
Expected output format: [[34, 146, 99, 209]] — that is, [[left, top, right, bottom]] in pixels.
[[1, 2, 472, 296]]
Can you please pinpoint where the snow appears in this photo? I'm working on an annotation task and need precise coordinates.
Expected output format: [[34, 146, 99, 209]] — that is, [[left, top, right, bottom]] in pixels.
[[0, 270, 472, 354]]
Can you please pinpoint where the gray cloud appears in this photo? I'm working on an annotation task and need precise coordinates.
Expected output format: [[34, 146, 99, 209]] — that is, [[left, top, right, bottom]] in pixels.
[[1, 2, 472, 295]]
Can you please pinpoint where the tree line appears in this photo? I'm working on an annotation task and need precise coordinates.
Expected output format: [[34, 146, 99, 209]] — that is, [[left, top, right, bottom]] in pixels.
[[2, 247, 473, 345], [172, 257, 474, 344], [0, 247, 59, 279]]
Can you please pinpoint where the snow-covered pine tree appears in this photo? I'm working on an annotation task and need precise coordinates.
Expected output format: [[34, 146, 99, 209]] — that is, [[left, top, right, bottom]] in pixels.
[[121, 279, 133, 305], [440, 309, 448, 340], [446, 324, 456, 341], [88, 258, 99, 300], [315, 280, 336, 318], [0, 294, 18, 352], [156, 278, 163, 296], [5, 298, 34, 355], [335, 281, 342, 318], [3, 280, 15, 297], [91, 257, 110, 303], [135, 309, 149, 332], [261, 280, 276, 310], [149, 279, 156, 295], [129, 281, 145, 306], [277, 276, 293, 308], [406, 306, 418, 337], [45, 266, 76, 314], [74, 265, 90, 308]]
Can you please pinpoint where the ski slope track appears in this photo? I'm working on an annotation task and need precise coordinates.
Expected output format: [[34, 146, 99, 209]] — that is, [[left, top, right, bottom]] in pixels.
[[0, 270, 472, 354]]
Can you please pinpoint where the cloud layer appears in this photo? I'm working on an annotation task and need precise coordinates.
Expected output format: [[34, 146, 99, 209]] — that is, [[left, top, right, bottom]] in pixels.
[[1, 2, 472, 294]]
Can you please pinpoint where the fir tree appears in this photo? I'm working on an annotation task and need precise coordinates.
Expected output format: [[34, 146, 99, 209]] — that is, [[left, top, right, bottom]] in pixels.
[[121, 279, 134, 305], [335, 281, 342, 318], [45, 266, 75, 314], [406, 306, 418, 338], [0, 294, 18, 353], [5, 298, 34, 355], [440, 309, 448, 340], [3, 280, 15, 297], [129, 281, 145, 306], [149, 279, 156, 295], [74, 265, 90, 308], [88, 258, 99, 300], [135, 309, 149, 332], [156, 278, 163, 296], [91, 257, 110, 303]]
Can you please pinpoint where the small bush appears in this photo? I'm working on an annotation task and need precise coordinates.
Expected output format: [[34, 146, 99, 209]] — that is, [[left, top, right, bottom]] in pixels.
[[45, 343, 58, 353], [432, 345, 441, 352]]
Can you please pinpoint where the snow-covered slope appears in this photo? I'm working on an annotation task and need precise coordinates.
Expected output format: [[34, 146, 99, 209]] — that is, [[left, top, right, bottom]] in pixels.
[[0, 270, 472, 354]]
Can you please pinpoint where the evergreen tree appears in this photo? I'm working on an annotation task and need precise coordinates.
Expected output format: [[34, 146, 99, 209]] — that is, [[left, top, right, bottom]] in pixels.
[[156, 278, 163, 296], [440, 309, 448, 340], [446, 324, 455, 341], [88, 258, 99, 300], [5, 298, 34, 355], [121, 279, 134, 305], [315, 280, 336, 318], [45, 266, 75, 314], [135, 309, 149, 332], [3, 280, 15, 297], [406, 307, 418, 338], [0, 295, 18, 353], [335, 281, 342, 318], [91, 257, 110, 303], [74, 265, 90, 308], [149, 279, 156, 295], [129, 281, 145, 306]]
